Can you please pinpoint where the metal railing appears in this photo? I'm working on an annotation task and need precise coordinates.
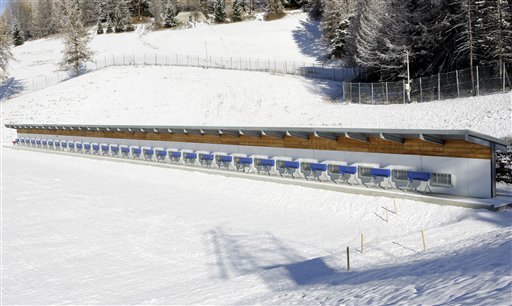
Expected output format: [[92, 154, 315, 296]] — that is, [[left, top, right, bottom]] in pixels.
[[0, 53, 358, 100], [343, 64, 512, 104]]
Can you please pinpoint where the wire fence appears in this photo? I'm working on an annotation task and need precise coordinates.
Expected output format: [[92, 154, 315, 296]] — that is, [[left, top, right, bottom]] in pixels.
[[343, 64, 512, 104], [0, 53, 359, 100]]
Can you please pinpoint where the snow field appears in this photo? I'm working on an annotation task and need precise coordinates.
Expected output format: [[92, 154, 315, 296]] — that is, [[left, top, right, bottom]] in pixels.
[[8, 12, 323, 82], [2, 65, 511, 145], [2, 148, 511, 304]]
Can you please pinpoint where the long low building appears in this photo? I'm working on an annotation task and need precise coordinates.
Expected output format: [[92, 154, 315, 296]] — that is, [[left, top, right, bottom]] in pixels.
[[6, 124, 509, 199]]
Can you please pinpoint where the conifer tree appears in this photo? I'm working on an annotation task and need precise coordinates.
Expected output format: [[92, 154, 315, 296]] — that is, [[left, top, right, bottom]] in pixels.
[[12, 23, 24, 46], [231, 0, 243, 22], [214, 0, 227, 23], [164, 1, 177, 27], [60, 0, 94, 75], [265, 0, 284, 19], [0, 17, 13, 80], [97, 21, 104, 34]]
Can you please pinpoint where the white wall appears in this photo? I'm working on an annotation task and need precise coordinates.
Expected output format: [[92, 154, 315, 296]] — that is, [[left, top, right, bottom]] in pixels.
[[18, 133, 493, 198]]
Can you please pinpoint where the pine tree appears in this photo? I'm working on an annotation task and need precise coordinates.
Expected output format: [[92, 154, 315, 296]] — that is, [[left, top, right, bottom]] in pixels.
[[60, 0, 94, 75], [265, 0, 284, 20], [97, 21, 104, 34], [330, 17, 350, 59], [12, 23, 24, 46], [163, 1, 177, 27], [0, 17, 13, 80], [231, 0, 243, 22], [114, 0, 132, 32], [214, 0, 227, 23]]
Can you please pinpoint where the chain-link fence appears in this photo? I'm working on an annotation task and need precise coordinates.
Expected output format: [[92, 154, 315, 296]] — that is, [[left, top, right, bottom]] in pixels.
[[1, 53, 359, 100], [343, 64, 512, 104]]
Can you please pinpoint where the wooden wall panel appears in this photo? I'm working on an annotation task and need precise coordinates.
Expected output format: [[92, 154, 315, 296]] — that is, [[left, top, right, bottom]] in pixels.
[[17, 128, 492, 159]]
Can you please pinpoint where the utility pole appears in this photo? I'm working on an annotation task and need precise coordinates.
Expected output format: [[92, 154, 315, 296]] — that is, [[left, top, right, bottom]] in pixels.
[[467, 0, 475, 96], [405, 50, 411, 103]]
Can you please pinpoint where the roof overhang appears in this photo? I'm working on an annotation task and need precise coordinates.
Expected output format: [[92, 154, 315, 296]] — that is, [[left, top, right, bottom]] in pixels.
[[5, 124, 509, 151]]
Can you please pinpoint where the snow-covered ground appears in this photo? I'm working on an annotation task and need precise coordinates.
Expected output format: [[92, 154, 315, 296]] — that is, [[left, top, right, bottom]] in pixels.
[[7, 11, 323, 82], [2, 9, 512, 305], [2, 65, 511, 144], [2, 148, 511, 304]]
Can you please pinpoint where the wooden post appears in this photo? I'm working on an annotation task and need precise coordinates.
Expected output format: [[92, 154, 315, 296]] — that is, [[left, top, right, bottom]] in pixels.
[[421, 229, 427, 251], [346, 246, 350, 271]]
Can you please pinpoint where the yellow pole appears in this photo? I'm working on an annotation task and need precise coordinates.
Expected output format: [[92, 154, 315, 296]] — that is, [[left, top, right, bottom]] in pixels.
[[421, 229, 427, 251]]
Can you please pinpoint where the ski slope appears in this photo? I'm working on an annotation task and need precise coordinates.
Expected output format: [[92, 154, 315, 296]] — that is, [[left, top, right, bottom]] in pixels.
[[2, 148, 511, 304]]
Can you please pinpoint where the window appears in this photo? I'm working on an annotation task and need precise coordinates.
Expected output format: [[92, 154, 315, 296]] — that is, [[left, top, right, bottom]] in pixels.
[[431, 173, 453, 187], [392, 169, 409, 182], [358, 166, 372, 178]]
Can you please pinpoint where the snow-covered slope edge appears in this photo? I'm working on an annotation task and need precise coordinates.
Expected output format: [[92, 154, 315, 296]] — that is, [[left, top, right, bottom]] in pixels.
[[1, 66, 510, 144]]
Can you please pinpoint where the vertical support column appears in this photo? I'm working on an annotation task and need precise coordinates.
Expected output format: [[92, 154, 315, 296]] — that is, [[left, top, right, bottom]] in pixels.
[[491, 143, 497, 198]]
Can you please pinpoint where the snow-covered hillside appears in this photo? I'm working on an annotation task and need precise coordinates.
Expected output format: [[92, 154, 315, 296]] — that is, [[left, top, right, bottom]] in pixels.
[[2, 148, 511, 304], [2, 65, 511, 144], [8, 12, 324, 82]]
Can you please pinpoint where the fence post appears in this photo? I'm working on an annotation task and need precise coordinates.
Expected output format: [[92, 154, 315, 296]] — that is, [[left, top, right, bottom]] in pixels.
[[350, 82, 352, 102], [504, 62, 507, 92], [371, 83, 374, 104], [346, 246, 350, 271], [438, 73, 441, 101], [385, 82, 388, 103], [476, 65, 480, 96], [358, 82, 361, 104], [403, 79, 406, 104], [456, 69, 460, 98], [343, 82, 346, 101], [419, 77, 423, 102]]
